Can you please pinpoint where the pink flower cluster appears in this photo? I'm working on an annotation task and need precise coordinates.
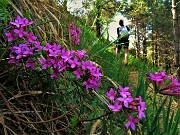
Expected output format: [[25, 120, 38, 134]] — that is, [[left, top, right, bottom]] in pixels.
[[69, 23, 81, 45], [146, 70, 180, 96], [5, 15, 102, 91], [5, 15, 39, 68], [106, 85, 146, 130], [39, 44, 103, 90]]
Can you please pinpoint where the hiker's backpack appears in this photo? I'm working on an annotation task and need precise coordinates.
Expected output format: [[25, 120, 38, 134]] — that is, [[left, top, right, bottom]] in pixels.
[[118, 26, 130, 40]]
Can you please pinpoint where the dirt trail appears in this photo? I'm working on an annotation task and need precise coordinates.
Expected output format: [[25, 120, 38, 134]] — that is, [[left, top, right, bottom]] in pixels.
[[129, 71, 139, 90]]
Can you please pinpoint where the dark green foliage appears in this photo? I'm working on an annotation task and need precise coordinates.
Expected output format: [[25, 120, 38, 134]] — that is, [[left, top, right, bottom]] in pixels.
[[0, 0, 10, 60]]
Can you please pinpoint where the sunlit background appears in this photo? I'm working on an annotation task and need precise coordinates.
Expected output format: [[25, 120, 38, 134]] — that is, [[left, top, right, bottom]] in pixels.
[[67, 0, 134, 48]]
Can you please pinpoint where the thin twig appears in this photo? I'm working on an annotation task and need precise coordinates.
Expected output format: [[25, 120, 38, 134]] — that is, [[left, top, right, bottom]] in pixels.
[[5, 125, 18, 135], [30, 101, 51, 132], [0, 114, 8, 135], [12, 92, 90, 124], [79, 111, 113, 123], [0, 87, 23, 133], [2, 110, 42, 115]]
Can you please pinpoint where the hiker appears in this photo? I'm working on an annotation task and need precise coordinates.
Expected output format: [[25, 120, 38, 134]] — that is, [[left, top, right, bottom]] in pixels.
[[116, 19, 130, 65]]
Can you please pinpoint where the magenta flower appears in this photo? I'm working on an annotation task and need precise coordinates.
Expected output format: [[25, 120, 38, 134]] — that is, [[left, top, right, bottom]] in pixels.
[[90, 67, 103, 78], [51, 58, 60, 68], [138, 106, 146, 119], [147, 70, 180, 97], [22, 18, 33, 27], [73, 67, 84, 78], [26, 58, 36, 69], [76, 27, 81, 35], [118, 85, 131, 96], [75, 50, 88, 59], [8, 54, 18, 65], [10, 15, 24, 28], [138, 96, 146, 110], [87, 64, 96, 72], [170, 87, 180, 94], [23, 47, 34, 55], [70, 23, 75, 29], [51, 68, 60, 79], [71, 29, 76, 36], [68, 57, 81, 68], [51, 42, 61, 51], [108, 100, 122, 112], [106, 84, 146, 130], [83, 80, 90, 90], [83, 77, 100, 90], [81, 60, 93, 70], [125, 116, 140, 130], [74, 38, 80, 45], [48, 49, 59, 57], [58, 61, 67, 72], [161, 88, 180, 96], [146, 70, 170, 89], [14, 27, 27, 38], [39, 58, 52, 69], [44, 43, 52, 51], [5, 31, 17, 42], [61, 48, 72, 62], [26, 31, 37, 43], [106, 88, 117, 101], [70, 23, 81, 45], [148, 73, 163, 82], [161, 78, 180, 91], [13, 45, 29, 59], [117, 94, 133, 108], [34, 41, 43, 52]]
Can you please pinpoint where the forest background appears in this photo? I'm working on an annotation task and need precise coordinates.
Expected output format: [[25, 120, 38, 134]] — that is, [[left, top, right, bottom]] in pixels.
[[67, 0, 180, 74]]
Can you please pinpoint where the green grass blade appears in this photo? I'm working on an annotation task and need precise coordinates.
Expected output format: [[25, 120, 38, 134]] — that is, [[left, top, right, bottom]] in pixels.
[[163, 97, 172, 134], [167, 111, 174, 134], [170, 107, 180, 135], [151, 97, 167, 133]]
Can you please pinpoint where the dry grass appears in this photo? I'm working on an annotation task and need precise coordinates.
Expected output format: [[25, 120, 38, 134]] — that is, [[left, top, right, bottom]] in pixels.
[[9, 0, 78, 49]]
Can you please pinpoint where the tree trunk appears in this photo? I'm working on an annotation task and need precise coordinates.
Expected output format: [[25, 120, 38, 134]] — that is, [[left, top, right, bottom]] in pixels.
[[154, 33, 159, 67], [142, 22, 147, 60], [106, 22, 109, 40], [152, 30, 155, 66], [172, 0, 180, 80], [96, 8, 101, 37], [134, 20, 140, 58], [172, 0, 180, 67]]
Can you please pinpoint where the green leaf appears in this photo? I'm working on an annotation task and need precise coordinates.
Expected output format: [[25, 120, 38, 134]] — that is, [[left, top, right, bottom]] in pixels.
[[66, 97, 79, 105], [163, 97, 172, 134], [70, 115, 78, 127], [0, 0, 8, 8], [167, 112, 174, 134], [102, 118, 107, 135], [170, 107, 180, 135], [151, 97, 167, 133], [48, 93, 61, 101], [67, 86, 75, 92], [88, 113, 95, 120], [149, 124, 158, 135]]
